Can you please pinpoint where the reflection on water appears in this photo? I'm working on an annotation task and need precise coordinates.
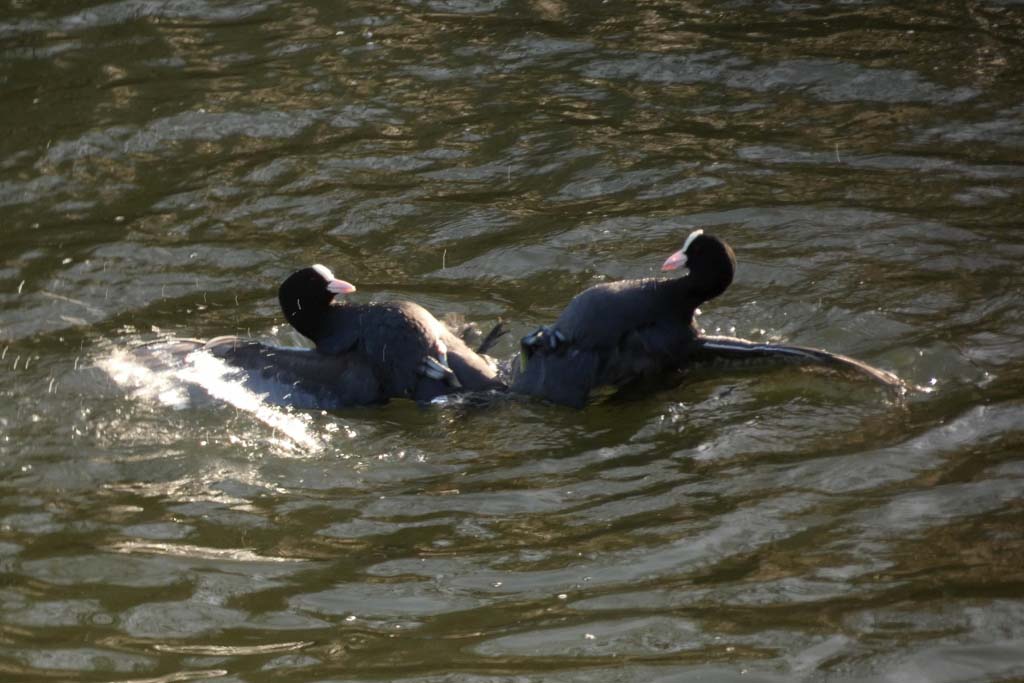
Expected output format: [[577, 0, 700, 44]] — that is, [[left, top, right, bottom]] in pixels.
[[98, 344, 327, 453], [2, 0, 1024, 680]]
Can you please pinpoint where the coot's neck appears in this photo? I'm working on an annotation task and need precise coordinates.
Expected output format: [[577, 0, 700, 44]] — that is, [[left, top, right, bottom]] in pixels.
[[279, 291, 340, 345], [657, 276, 705, 317], [660, 260, 733, 311], [689, 267, 733, 302]]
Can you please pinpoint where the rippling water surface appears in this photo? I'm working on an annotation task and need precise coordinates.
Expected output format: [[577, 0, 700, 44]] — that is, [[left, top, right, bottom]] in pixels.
[[3, 0, 1024, 680]]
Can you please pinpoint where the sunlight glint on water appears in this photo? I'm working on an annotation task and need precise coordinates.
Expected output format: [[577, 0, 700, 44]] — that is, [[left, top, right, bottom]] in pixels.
[[98, 346, 324, 454]]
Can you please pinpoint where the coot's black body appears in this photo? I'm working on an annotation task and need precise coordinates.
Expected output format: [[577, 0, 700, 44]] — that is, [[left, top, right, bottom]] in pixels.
[[278, 265, 505, 402], [511, 231, 903, 407], [511, 231, 735, 408], [129, 265, 506, 411]]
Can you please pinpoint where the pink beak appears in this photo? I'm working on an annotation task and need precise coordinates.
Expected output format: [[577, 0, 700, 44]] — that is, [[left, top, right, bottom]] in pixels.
[[661, 248, 687, 271], [326, 279, 357, 295]]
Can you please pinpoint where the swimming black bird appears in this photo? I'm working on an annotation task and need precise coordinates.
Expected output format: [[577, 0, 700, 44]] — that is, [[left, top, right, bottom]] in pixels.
[[511, 230, 733, 407], [130, 265, 506, 409], [278, 264, 506, 401], [511, 230, 902, 407]]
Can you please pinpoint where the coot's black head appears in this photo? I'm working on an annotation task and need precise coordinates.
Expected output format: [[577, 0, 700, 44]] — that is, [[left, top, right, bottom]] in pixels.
[[661, 230, 736, 302], [278, 264, 356, 342]]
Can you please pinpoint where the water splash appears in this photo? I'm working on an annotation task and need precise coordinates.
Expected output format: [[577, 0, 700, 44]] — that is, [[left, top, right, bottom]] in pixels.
[[97, 347, 190, 409], [98, 345, 324, 454]]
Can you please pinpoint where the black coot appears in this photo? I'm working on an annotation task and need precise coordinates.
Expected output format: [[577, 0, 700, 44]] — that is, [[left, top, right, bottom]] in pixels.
[[511, 230, 734, 407], [511, 230, 903, 407], [278, 265, 506, 402], [130, 265, 506, 410]]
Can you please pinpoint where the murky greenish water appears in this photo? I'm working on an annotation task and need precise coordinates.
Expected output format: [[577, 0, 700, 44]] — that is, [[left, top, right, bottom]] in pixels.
[[2, 0, 1024, 681]]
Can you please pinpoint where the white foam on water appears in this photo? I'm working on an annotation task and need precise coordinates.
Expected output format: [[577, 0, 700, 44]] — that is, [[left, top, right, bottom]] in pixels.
[[178, 350, 323, 453], [97, 347, 190, 409], [99, 345, 324, 454]]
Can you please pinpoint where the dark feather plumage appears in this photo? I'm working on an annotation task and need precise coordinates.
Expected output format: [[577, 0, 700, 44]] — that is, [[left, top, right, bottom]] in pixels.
[[511, 232, 736, 407], [510, 231, 903, 407], [278, 267, 505, 401]]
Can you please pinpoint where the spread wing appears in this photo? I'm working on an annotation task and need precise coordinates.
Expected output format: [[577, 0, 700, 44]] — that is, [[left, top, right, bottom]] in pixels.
[[204, 336, 387, 408]]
